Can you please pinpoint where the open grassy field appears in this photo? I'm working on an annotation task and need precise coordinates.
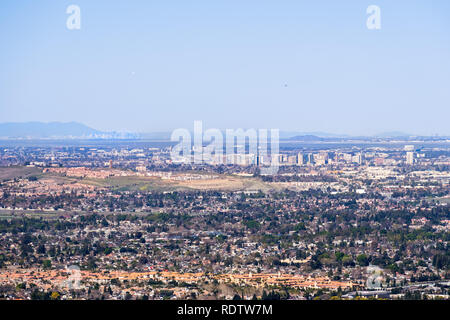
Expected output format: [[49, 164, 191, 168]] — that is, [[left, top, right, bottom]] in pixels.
[[0, 209, 66, 220], [82, 174, 269, 192], [436, 196, 450, 205], [0, 166, 280, 193], [0, 166, 42, 181], [425, 196, 450, 205], [41, 169, 272, 192]]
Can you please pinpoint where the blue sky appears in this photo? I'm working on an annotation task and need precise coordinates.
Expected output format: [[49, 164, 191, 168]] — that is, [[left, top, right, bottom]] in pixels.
[[1, 0, 449, 135]]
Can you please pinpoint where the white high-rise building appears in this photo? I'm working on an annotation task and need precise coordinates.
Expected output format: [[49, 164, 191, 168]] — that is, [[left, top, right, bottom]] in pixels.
[[287, 155, 297, 165], [352, 153, 362, 165], [297, 152, 304, 166], [406, 152, 415, 165], [307, 153, 314, 165]]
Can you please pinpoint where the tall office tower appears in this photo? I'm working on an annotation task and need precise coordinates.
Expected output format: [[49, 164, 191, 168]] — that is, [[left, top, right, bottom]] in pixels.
[[314, 153, 327, 166], [248, 154, 256, 165], [343, 153, 352, 162], [288, 155, 297, 165], [406, 151, 415, 165], [306, 153, 314, 165], [352, 153, 362, 165], [297, 152, 304, 166]]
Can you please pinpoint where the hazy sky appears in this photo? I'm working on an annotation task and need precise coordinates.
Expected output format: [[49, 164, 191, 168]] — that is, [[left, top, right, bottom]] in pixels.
[[1, 1, 449, 135]]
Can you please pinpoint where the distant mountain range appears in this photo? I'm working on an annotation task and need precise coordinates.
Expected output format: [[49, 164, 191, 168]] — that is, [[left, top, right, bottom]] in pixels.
[[0, 122, 447, 141], [286, 133, 449, 142], [0, 122, 139, 139], [373, 131, 418, 138]]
